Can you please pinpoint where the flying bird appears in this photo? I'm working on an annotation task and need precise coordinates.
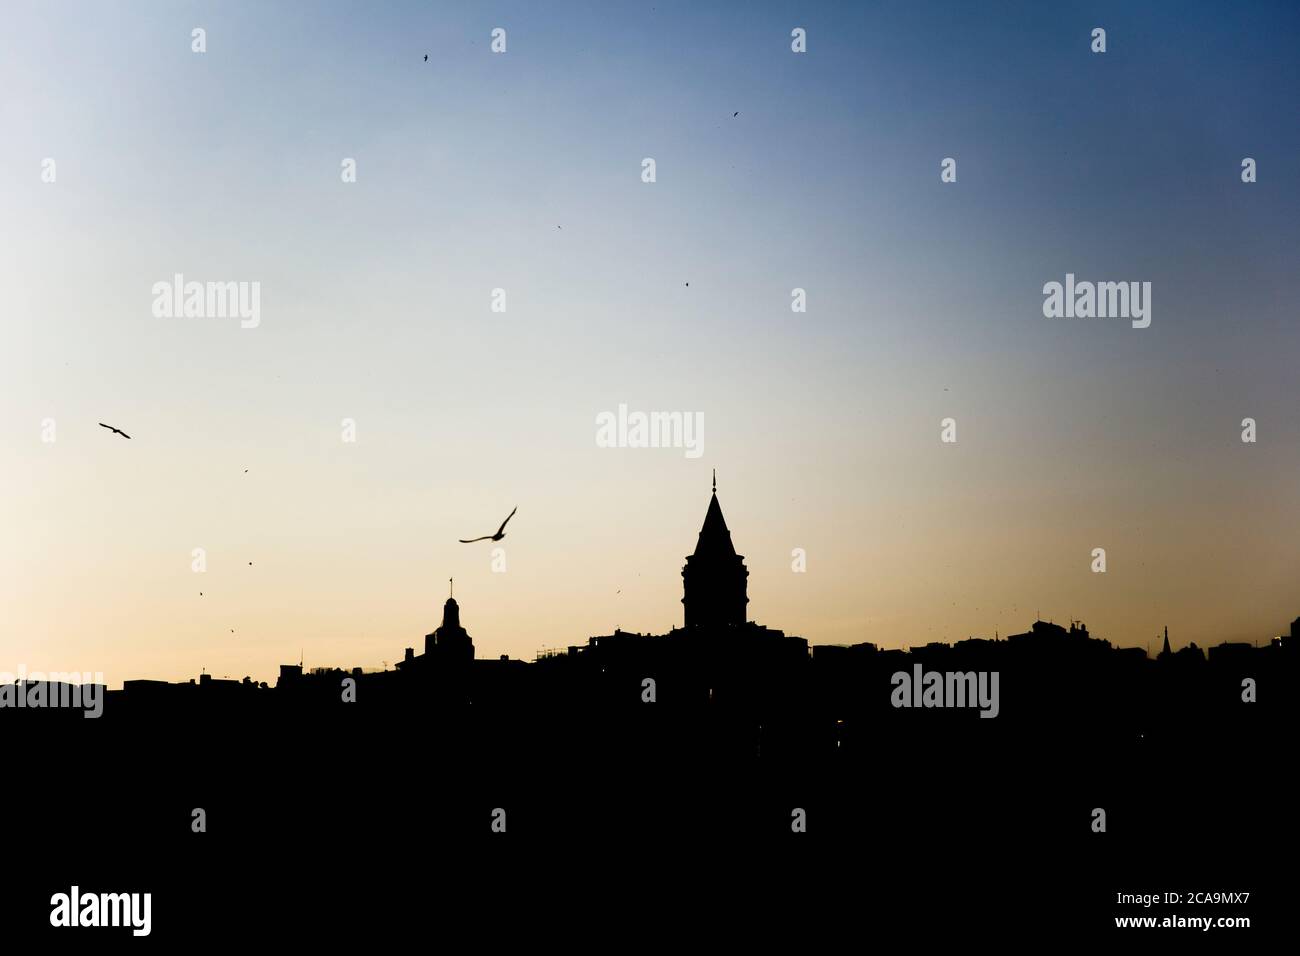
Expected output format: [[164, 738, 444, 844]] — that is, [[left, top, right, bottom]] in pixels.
[[98, 422, 131, 439], [424, 54, 429, 61], [733, 111, 739, 117], [459, 506, 517, 543]]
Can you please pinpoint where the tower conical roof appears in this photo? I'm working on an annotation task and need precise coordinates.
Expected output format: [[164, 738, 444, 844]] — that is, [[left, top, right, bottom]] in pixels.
[[693, 492, 737, 557]]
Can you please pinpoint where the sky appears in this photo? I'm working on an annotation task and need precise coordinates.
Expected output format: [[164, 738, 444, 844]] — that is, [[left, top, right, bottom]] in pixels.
[[2, 1, 1298, 687]]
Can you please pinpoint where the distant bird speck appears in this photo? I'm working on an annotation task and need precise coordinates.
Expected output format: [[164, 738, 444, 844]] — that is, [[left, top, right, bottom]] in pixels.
[[98, 422, 131, 439], [424, 54, 428, 61], [459, 506, 517, 543], [733, 111, 739, 117]]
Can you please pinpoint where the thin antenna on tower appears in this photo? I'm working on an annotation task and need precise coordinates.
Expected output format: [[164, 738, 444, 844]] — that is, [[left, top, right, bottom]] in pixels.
[[450, 577, 454, 600]]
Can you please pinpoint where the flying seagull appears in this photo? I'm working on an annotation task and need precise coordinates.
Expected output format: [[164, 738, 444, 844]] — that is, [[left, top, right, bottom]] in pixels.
[[98, 422, 131, 439], [459, 506, 517, 543], [424, 54, 429, 61], [733, 111, 739, 117]]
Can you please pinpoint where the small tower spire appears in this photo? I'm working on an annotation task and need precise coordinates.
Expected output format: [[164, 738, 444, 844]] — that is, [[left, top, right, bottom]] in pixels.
[[712, 469, 717, 494], [449, 577, 454, 600]]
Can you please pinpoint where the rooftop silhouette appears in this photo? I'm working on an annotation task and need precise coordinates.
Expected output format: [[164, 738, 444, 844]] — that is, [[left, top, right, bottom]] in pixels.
[[4, 476, 1290, 757]]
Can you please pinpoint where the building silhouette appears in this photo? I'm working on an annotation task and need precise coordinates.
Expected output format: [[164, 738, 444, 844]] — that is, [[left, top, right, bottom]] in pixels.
[[397, 580, 475, 671], [682, 470, 749, 628]]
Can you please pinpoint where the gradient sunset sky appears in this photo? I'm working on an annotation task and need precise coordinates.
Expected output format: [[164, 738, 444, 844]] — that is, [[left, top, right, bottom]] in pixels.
[[3, 1, 1298, 686]]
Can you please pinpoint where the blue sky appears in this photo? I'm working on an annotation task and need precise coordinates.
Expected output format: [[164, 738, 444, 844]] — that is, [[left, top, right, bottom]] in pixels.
[[2, 1, 1298, 683]]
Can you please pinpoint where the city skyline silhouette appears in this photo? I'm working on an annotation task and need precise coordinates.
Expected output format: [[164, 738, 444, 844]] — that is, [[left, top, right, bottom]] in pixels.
[[5, 476, 1292, 733], [7, 471, 1287, 942]]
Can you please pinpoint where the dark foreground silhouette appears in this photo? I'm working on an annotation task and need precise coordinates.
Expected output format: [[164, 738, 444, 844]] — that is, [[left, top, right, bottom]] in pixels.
[[3, 483, 1292, 941]]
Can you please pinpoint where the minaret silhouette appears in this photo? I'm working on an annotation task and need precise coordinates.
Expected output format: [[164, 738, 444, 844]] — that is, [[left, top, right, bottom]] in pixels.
[[681, 471, 749, 628], [1159, 626, 1171, 659]]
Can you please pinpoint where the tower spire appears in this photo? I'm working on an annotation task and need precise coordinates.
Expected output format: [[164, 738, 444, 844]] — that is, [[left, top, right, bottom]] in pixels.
[[449, 577, 453, 600], [712, 468, 716, 494]]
